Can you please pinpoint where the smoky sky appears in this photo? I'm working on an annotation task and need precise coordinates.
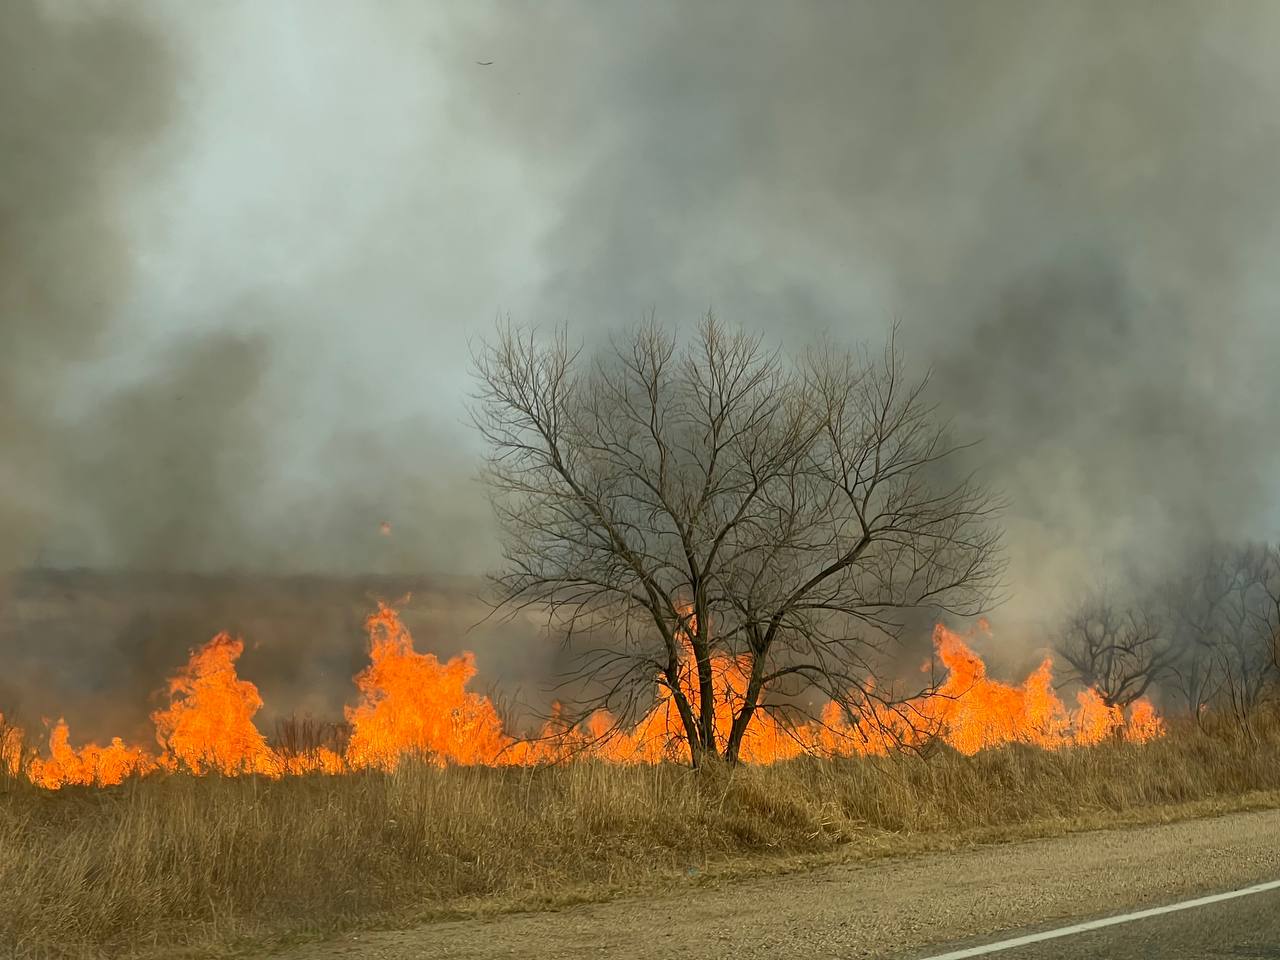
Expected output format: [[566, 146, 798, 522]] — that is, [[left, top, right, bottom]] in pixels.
[[1, 0, 174, 566], [4, 0, 1280, 635]]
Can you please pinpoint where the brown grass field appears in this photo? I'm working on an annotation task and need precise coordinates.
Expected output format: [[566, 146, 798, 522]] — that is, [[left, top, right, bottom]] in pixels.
[[3, 721, 1280, 959]]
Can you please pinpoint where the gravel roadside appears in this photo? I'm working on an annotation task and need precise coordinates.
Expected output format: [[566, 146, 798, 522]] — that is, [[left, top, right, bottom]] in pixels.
[[269, 807, 1280, 960]]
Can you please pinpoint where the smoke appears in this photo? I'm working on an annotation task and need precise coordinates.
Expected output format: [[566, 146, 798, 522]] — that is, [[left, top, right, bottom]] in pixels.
[[450, 0, 1280, 630], [1, 0, 170, 565], [0, 2, 278, 572], [0, 569, 552, 740], [63, 330, 273, 568], [5, 0, 1280, 643]]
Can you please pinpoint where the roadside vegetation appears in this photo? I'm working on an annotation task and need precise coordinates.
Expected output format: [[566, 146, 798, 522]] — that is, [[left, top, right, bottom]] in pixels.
[[5, 718, 1280, 959]]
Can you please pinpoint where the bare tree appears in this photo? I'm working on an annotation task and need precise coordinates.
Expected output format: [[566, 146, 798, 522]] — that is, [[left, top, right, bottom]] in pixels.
[[1218, 545, 1280, 733], [1167, 544, 1280, 737], [472, 315, 1004, 765], [1167, 631, 1220, 727], [1265, 544, 1280, 677], [1055, 590, 1173, 709]]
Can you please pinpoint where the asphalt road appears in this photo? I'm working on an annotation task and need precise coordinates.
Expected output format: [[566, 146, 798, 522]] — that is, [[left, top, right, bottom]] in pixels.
[[912, 888, 1280, 960], [275, 805, 1280, 960]]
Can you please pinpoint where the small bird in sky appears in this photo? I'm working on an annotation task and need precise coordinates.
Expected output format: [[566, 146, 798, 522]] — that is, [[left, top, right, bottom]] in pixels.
[[476, 60, 493, 66]]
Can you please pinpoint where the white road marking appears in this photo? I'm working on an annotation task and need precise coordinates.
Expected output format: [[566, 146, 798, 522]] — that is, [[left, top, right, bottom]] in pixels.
[[915, 878, 1280, 959]]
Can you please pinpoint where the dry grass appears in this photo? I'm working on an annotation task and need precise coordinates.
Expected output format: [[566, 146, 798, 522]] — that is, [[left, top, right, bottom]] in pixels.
[[3, 723, 1280, 959]]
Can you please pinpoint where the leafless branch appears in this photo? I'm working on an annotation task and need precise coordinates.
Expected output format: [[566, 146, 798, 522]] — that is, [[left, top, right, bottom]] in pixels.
[[471, 315, 1005, 765]]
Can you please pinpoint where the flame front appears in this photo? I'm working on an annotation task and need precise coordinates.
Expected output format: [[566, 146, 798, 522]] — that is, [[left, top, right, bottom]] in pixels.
[[344, 604, 508, 769], [7, 608, 1165, 788], [151, 632, 278, 776], [27, 722, 157, 788]]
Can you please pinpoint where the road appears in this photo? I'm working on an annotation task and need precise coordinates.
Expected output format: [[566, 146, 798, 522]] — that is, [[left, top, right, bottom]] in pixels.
[[912, 884, 1280, 959], [274, 806, 1280, 960]]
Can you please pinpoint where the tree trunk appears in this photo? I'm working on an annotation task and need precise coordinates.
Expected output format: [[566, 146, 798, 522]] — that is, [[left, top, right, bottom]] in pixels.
[[690, 628, 718, 762], [664, 666, 705, 767], [723, 663, 766, 765], [723, 703, 754, 765]]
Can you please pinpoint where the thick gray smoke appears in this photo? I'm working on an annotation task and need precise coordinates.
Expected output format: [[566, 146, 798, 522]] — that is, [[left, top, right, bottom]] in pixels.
[[4, 0, 1280, 708], [453, 0, 1280, 632], [2, 0, 171, 566], [1, 2, 500, 577], [1, 2, 276, 572]]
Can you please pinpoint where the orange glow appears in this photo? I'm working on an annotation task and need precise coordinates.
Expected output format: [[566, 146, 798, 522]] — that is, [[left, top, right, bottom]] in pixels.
[[1, 713, 24, 777], [7, 606, 1168, 788], [344, 603, 508, 769], [27, 721, 157, 788], [1123, 697, 1166, 743], [152, 632, 279, 776], [868, 623, 1163, 755]]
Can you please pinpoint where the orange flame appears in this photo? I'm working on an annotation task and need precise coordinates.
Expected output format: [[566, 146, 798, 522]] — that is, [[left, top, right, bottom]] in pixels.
[[27, 721, 157, 788], [810, 623, 1164, 755], [152, 632, 279, 776], [6, 608, 1166, 788], [344, 603, 508, 769], [1, 713, 25, 778], [925, 624, 1071, 753]]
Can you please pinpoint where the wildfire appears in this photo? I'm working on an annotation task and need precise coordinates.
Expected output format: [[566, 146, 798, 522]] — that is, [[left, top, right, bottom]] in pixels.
[[4, 607, 1165, 789], [152, 632, 278, 776], [27, 721, 157, 788], [1, 713, 26, 778], [344, 604, 508, 768]]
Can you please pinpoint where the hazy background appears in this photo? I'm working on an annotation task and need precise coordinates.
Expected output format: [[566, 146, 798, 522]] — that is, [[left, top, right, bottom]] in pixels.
[[4, 0, 1280, 730]]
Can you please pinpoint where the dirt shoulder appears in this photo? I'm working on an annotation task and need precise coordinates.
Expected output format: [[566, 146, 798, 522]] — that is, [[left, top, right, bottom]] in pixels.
[[268, 802, 1280, 960]]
